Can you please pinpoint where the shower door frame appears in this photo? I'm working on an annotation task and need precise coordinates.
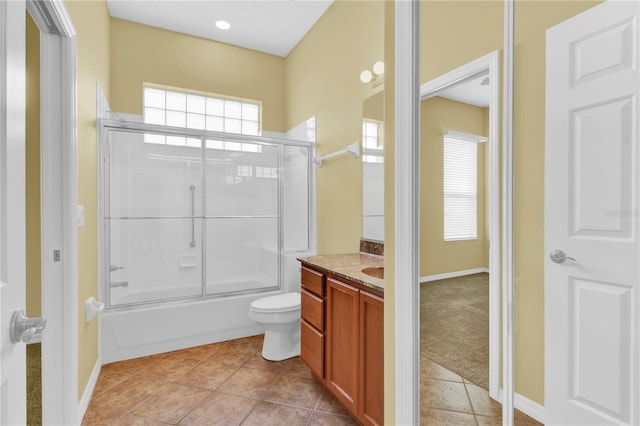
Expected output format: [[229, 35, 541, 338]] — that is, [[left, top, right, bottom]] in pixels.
[[98, 119, 313, 309]]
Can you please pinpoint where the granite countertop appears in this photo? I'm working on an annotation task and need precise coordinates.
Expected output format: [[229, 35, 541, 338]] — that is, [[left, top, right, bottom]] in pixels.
[[298, 253, 384, 293]]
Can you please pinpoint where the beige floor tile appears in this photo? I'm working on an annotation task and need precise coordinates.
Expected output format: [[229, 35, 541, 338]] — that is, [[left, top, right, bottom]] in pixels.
[[206, 343, 260, 366], [166, 342, 228, 362], [420, 407, 477, 426], [217, 367, 280, 399], [315, 390, 350, 416], [102, 353, 167, 375], [81, 402, 125, 426], [465, 382, 502, 417], [92, 376, 165, 413], [421, 356, 463, 382], [262, 374, 323, 409], [179, 392, 258, 426], [92, 370, 129, 398], [135, 355, 201, 382], [421, 378, 474, 413], [307, 411, 359, 426], [242, 353, 286, 374], [476, 415, 503, 426], [132, 383, 210, 424], [175, 359, 240, 390], [279, 356, 313, 378], [241, 401, 311, 425], [515, 409, 544, 425], [110, 413, 172, 425]]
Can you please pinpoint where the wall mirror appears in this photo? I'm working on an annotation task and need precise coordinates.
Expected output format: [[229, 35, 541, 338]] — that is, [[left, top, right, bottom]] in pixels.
[[418, 0, 505, 423], [362, 90, 384, 242]]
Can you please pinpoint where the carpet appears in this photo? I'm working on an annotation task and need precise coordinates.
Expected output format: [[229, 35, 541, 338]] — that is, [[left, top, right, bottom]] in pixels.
[[27, 343, 41, 426], [420, 273, 489, 389]]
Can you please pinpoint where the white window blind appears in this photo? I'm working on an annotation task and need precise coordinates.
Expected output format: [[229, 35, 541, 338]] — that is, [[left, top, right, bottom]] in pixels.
[[444, 137, 477, 241]]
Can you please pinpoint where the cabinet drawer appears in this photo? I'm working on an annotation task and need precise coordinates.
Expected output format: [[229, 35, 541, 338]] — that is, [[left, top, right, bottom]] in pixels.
[[301, 289, 324, 331], [301, 320, 324, 379], [301, 266, 324, 297]]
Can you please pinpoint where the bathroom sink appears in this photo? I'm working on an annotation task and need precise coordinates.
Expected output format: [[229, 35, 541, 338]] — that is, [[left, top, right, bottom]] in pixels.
[[361, 266, 384, 279]]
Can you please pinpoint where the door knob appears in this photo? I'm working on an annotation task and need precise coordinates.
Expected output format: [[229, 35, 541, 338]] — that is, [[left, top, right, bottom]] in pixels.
[[10, 309, 47, 343], [549, 249, 576, 264]]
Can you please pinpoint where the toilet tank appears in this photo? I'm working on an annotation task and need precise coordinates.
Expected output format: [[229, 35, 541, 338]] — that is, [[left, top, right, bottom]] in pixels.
[[282, 253, 303, 293]]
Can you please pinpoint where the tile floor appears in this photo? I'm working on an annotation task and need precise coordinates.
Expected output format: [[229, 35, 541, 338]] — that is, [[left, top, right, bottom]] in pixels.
[[82, 335, 357, 425], [420, 355, 543, 425], [83, 335, 543, 426]]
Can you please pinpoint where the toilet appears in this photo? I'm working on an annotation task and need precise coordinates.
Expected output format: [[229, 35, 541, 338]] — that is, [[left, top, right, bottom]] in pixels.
[[248, 292, 301, 361]]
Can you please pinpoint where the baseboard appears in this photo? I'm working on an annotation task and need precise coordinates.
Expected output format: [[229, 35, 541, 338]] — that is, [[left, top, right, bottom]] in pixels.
[[420, 267, 489, 283], [77, 357, 101, 422], [498, 389, 545, 424]]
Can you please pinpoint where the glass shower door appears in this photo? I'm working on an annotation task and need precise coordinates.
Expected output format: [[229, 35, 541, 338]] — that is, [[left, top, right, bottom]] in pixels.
[[107, 129, 203, 306], [204, 140, 280, 295]]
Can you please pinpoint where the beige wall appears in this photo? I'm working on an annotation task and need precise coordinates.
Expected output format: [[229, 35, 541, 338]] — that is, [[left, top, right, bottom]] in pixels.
[[285, 0, 384, 255], [26, 13, 41, 318], [64, 0, 111, 401], [513, 0, 601, 404], [110, 18, 286, 132], [420, 97, 489, 276]]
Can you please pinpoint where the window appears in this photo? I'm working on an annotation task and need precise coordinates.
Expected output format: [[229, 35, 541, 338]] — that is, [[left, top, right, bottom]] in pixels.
[[362, 120, 383, 163], [143, 86, 261, 151], [443, 136, 478, 241]]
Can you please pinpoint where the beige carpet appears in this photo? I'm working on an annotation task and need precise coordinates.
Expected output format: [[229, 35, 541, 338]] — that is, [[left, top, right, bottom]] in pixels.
[[27, 343, 41, 426], [420, 273, 489, 389]]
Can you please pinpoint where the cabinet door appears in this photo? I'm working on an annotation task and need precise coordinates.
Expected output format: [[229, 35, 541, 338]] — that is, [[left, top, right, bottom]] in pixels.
[[301, 320, 324, 379], [359, 290, 384, 426], [326, 278, 360, 414]]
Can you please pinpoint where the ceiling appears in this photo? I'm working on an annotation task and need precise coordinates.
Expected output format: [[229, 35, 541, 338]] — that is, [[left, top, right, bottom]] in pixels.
[[106, 0, 334, 58], [437, 71, 491, 108]]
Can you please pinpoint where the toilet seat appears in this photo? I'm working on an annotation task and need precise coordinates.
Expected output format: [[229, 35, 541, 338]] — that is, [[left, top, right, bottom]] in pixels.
[[250, 292, 300, 313]]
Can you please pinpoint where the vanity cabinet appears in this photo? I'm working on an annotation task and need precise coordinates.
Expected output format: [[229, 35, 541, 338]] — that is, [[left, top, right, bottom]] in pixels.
[[300, 264, 384, 426]]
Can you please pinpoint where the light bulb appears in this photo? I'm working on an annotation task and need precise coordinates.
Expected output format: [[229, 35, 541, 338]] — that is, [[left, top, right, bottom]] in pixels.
[[360, 70, 373, 84], [216, 20, 231, 30], [373, 61, 385, 76]]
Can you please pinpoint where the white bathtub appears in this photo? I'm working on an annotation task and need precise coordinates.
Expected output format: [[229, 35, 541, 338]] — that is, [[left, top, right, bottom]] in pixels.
[[100, 254, 304, 364]]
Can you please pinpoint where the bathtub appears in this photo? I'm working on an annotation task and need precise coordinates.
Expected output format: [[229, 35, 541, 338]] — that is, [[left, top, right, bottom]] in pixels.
[[100, 255, 304, 364]]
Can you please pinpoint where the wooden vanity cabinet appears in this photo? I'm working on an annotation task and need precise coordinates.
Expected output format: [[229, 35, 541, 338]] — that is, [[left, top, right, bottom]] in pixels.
[[326, 278, 360, 414], [300, 267, 325, 379], [300, 264, 384, 426]]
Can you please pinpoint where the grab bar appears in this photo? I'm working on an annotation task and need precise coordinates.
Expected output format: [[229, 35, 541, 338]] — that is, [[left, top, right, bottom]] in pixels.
[[189, 185, 196, 248], [109, 281, 129, 288]]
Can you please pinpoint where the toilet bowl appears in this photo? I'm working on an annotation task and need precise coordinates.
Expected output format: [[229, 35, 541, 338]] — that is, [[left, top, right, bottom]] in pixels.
[[249, 292, 301, 361]]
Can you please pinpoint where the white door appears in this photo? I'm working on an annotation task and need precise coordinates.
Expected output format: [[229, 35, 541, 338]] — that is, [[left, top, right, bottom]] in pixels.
[[0, 0, 28, 424], [545, 1, 640, 425]]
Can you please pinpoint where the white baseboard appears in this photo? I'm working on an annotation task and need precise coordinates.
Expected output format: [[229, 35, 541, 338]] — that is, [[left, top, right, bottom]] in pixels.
[[420, 267, 489, 283], [498, 389, 545, 424], [77, 357, 101, 422]]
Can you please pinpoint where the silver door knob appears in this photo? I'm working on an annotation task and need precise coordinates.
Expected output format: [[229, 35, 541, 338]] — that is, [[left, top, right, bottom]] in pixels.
[[10, 309, 47, 343], [549, 249, 576, 264]]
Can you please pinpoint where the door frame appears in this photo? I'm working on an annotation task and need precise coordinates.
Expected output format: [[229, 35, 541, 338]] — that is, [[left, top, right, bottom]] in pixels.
[[25, 1, 78, 424], [393, 1, 516, 424], [418, 49, 501, 401]]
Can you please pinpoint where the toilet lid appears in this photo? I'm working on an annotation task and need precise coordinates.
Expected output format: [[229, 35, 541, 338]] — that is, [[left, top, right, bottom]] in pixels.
[[251, 292, 300, 313]]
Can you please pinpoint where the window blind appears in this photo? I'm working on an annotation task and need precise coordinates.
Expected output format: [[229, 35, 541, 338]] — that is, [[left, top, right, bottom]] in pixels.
[[444, 137, 477, 241]]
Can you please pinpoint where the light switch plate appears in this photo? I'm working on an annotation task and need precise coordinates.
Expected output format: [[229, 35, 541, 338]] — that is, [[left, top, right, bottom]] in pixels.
[[77, 205, 85, 227]]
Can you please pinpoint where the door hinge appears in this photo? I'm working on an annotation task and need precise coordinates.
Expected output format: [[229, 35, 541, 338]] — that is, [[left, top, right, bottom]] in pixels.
[[53, 250, 61, 262]]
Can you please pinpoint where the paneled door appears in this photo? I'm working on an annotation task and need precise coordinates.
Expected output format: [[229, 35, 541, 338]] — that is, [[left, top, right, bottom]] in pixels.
[[0, 0, 28, 424], [545, 1, 639, 424]]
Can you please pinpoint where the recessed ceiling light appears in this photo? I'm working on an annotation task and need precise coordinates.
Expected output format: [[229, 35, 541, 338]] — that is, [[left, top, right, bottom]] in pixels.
[[216, 20, 231, 30]]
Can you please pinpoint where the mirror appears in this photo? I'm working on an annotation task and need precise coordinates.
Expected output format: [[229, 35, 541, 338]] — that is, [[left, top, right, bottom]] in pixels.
[[418, 0, 506, 422], [362, 90, 384, 242]]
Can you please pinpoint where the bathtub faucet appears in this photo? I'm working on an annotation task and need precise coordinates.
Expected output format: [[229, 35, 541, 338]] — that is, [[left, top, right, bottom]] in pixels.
[[109, 281, 129, 288]]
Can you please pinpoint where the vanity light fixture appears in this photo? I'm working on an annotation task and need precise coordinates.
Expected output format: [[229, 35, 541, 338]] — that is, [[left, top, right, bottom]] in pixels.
[[216, 20, 231, 30], [360, 61, 385, 87]]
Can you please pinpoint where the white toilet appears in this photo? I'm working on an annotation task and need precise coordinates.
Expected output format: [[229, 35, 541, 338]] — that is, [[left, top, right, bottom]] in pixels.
[[248, 292, 301, 361]]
